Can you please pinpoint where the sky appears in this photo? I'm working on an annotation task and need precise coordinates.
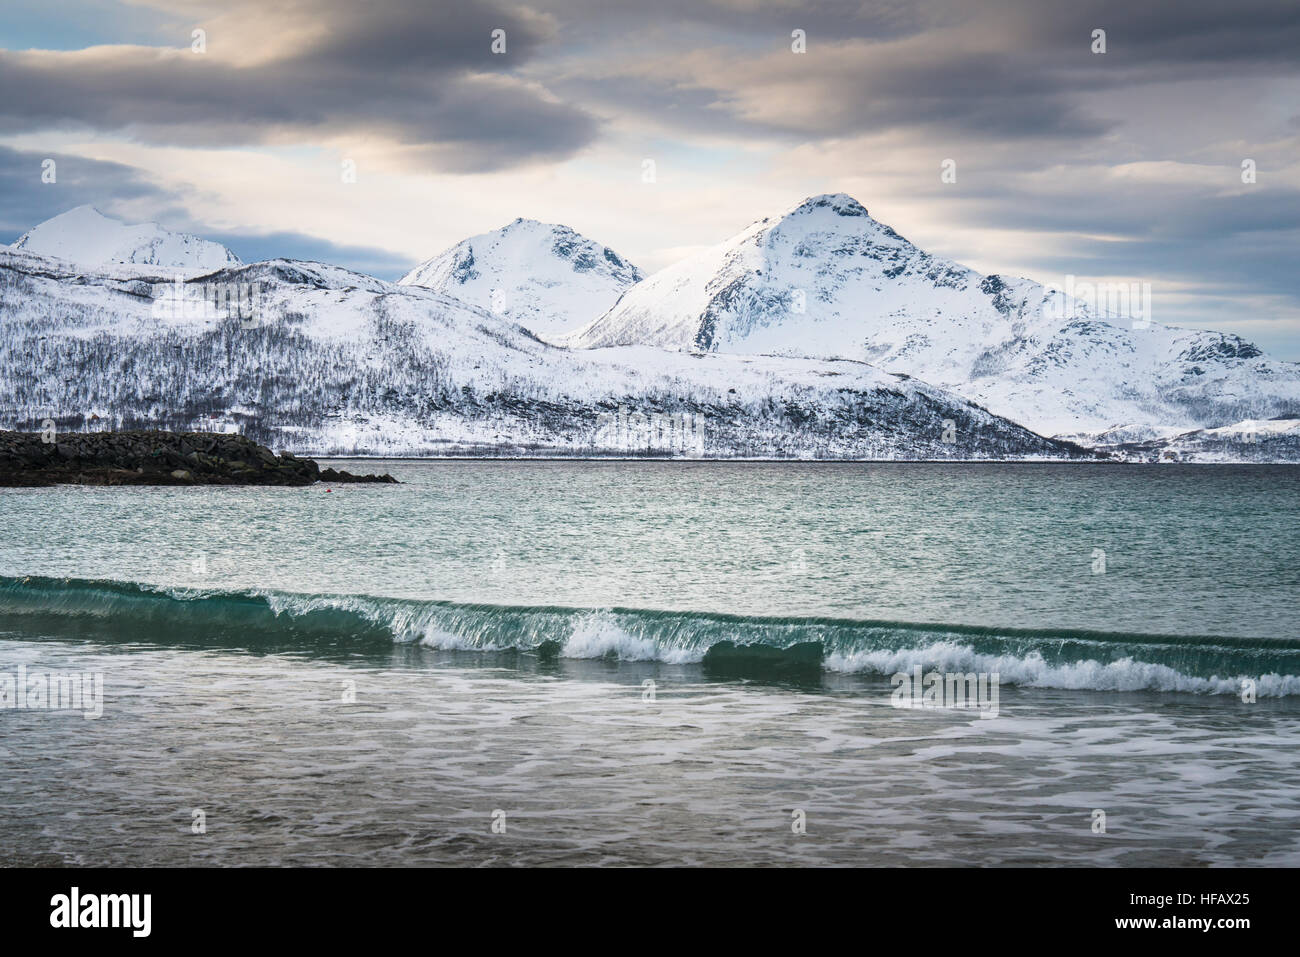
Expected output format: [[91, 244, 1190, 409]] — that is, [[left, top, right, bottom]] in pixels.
[[1, 0, 1298, 357]]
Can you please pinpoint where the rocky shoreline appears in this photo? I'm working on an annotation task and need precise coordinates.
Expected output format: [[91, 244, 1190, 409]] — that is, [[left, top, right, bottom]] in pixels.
[[0, 430, 397, 487]]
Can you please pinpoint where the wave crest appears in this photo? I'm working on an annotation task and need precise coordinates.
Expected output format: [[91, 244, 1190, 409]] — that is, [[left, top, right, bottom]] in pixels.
[[2, 575, 1297, 695]]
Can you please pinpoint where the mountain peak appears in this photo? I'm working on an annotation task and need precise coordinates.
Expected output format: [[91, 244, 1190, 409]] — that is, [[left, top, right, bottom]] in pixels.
[[10, 206, 240, 270], [51, 203, 111, 220], [397, 218, 642, 341], [25, 204, 122, 233], [499, 217, 582, 240], [787, 193, 870, 218]]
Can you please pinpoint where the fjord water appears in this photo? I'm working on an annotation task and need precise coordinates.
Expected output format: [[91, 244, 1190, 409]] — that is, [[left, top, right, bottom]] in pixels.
[[1, 461, 1298, 865]]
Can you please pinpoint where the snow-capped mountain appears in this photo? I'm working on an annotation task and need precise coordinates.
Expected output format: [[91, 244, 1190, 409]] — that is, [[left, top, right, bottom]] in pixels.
[[0, 245, 1089, 460], [4, 199, 1294, 461], [9, 205, 241, 271], [398, 218, 641, 341], [567, 194, 1300, 440]]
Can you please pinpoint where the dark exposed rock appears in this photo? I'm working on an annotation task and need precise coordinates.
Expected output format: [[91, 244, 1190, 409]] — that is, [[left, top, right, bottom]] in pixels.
[[318, 467, 398, 484], [0, 430, 398, 487]]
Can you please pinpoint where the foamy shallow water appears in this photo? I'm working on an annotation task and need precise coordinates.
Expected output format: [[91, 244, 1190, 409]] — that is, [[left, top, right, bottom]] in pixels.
[[2, 637, 1298, 866]]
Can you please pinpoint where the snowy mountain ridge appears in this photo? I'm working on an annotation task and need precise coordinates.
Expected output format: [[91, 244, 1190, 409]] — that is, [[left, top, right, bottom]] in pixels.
[[5, 200, 1297, 461], [0, 245, 1088, 460], [566, 194, 1300, 441], [9, 205, 241, 272], [398, 217, 642, 341]]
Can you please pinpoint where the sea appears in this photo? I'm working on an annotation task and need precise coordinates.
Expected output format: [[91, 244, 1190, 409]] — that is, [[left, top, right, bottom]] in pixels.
[[1, 460, 1298, 865]]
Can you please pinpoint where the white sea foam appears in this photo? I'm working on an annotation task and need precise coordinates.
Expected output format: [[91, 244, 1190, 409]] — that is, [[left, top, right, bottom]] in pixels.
[[560, 611, 703, 663], [825, 641, 1300, 696]]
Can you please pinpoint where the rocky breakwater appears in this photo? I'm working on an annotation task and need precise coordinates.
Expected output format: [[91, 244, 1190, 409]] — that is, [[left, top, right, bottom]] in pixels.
[[0, 430, 397, 487]]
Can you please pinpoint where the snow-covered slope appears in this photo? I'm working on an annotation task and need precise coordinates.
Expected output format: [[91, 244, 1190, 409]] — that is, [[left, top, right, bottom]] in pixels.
[[0, 246, 1090, 460], [567, 194, 1300, 440], [398, 218, 641, 341], [1089, 418, 1300, 463], [9, 206, 241, 271]]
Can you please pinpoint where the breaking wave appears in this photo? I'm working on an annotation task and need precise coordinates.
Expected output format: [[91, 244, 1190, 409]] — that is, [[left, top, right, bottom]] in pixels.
[[2, 575, 1298, 695]]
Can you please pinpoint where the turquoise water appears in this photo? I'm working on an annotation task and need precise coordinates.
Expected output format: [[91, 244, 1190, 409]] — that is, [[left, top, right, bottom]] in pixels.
[[2, 461, 1299, 865]]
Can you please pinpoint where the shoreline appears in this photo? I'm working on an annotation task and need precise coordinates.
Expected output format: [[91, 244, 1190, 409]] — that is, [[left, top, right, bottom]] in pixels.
[[314, 454, 1289, 465], [4, 430, 1295, 474]]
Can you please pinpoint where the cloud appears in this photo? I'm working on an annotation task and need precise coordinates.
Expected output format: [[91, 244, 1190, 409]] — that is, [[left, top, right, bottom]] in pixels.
[[0, 145, 165, 237], [0, 0, 597, 172], [206, 230, 416, 280], [537, 0, 1300, 144]]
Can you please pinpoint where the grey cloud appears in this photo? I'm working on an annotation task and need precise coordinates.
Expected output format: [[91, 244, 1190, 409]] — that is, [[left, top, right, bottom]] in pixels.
[[918, 178, 1300, 307], [302, 0, 550, 71], [540, 0, 930, 45], [548, 52, 1116, 144], [996, 0, 1300, 63], [0, 146, 165, 238], [0, 0, 595, 171], [540, 0, 1300, 143], [206, 230, 417, 281], [949, 179, 1300, 249]]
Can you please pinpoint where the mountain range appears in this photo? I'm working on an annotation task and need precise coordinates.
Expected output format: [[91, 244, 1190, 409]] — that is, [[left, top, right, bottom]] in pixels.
[[2, 199, 1296, 461], [567, 194, 1300, 444]]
